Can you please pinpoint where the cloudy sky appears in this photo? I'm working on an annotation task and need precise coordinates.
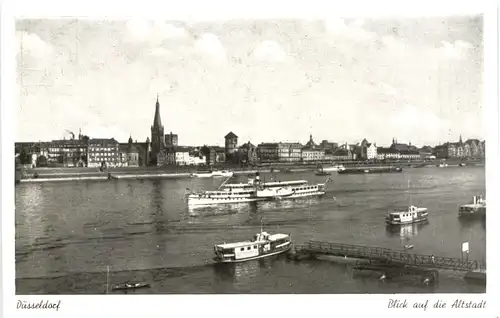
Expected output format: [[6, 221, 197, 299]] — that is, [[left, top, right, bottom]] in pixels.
[[16, 16, 483, 147]]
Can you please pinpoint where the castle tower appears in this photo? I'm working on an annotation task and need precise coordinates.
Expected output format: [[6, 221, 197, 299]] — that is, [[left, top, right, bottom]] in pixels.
[[150, 95, 165, 163]]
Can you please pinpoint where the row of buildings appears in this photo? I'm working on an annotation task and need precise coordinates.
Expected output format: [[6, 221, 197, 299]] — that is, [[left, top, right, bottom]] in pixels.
[[15, 96, 486, 168]]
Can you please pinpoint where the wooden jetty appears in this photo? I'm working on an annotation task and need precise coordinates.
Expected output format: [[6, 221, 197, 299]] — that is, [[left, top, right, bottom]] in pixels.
[[290, 241, 482, 283]]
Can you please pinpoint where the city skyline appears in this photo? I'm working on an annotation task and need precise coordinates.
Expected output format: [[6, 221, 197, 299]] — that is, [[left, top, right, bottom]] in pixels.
[[16, 16, 484, 146]]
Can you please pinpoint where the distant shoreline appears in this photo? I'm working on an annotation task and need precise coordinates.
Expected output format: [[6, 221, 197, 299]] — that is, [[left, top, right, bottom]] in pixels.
[[16, 159, 485, 183]]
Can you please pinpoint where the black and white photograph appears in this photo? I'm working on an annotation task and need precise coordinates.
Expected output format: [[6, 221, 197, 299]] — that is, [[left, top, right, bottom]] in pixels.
[[2, 0, 498, 317]]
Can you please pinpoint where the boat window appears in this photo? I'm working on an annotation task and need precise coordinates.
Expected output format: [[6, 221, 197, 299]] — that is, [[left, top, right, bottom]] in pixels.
[[254, 246, 257, 249], [240, 248, 244, 251], [247, 247, 251, 250]]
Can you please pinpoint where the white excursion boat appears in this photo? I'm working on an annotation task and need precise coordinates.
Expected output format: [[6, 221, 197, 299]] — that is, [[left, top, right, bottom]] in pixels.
[[187, 173, 330, 206], [321, 164, 345, 172], [191, 169, 234, 178], [386, 205, 429, 225], [213, 221, 292, 263]]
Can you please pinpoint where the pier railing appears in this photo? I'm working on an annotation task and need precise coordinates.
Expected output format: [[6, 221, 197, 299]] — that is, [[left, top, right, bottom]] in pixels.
[[295, 241, 478, 271]]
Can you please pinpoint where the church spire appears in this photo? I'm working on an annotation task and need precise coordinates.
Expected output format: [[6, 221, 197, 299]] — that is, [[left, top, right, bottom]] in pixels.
[[153, 94, 162, 127]]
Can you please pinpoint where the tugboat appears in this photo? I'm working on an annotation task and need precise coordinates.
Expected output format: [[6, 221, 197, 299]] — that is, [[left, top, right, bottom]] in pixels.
[[213, 219, 292, 263]]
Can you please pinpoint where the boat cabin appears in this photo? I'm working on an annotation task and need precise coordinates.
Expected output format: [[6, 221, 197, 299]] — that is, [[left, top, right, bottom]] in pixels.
[[386, 206, 428, 225]]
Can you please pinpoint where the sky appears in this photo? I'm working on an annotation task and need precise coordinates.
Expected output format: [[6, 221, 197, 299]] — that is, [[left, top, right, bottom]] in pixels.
[[16, 16, 484, 147]]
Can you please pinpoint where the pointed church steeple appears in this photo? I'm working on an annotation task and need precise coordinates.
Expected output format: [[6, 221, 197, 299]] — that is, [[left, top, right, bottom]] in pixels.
[[153, 94, 162, 127]]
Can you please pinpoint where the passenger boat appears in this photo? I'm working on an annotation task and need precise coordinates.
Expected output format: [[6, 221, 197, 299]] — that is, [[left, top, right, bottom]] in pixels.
[[337, 166, 402, 174], [386, 205, 429, 225], [321, 164, 345, 172], [187, 173, 330, 206], [213, 221, 292, 263], [459, 195, 486, 217], [112, 282, 150, 291], [191, 169, 233, 178]]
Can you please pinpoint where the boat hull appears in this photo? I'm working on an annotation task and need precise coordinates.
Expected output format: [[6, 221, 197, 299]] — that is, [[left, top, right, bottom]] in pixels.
[[213, 245, 292, 263], [386, 217, 428, 225], [188, 191, 325, 206], [338, 167, 403, 174], [188, 196, 267, 206]]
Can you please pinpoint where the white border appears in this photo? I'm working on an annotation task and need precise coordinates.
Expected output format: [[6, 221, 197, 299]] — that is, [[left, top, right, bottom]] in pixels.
[[1, 0, 498, 318]]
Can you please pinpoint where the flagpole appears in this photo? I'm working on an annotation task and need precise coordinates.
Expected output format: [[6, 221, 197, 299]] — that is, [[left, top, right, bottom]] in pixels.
[[260, 217, 263, 233], [106, 265, 109, 294]]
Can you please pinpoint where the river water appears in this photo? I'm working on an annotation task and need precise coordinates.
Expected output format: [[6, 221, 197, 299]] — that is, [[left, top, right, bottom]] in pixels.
[[15, 166, 486, 294]]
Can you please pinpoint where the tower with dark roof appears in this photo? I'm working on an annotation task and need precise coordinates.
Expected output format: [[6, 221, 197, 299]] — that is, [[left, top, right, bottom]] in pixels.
[[150, 95, 165, 163]]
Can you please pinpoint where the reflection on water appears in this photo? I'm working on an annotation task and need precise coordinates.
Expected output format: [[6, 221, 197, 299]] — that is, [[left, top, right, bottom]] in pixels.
[[458, 215, 486, 228], [15, 167, 486, 293], [385, 221, 429, 240], [213, 257, 275, 287], [187, 196, 324, 215]]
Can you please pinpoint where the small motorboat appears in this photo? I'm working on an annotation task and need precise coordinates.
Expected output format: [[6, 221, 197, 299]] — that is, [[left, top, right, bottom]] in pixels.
[[112, 282, 150, 291], [404, 244, 414, 250]]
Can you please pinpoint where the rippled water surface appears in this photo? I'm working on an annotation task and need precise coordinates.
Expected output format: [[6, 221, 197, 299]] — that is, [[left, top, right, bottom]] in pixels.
[[15, 167, 486, 294]]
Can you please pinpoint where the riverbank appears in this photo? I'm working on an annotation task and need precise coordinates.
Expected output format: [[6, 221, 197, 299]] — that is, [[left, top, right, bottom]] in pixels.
[[16, 159, 484, 183]]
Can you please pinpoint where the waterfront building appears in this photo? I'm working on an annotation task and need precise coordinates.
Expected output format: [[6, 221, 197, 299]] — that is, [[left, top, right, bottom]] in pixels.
[[331, 147, 352, 161], [151, 95, 166, 165], [324, 149, 335, 161], [15, 142, 45, 167], [320, 140, 338, 151], [357, 139, 377, 160], [377, 147, 400, 160], [224, 132, 238, 162], [257, 143, 280, 162], [418, 146, 434, 159], [305, 134, 317, 149], [174, 147, 190, 165], [367, 143, 377, 160], [434, 136, 484, 159], [238, 141, 258, 165], [134, 138, 151, 167], [390, 138, 418, 152], [279, 142, 303, 162], [165, 132, 178, 147], [118, 136, 140, 167], [87, 138, 119, 168], [399, 150, 421, 160], [465, 139, 484, 158], [205, 147, 216, 165], [45, 139, 88, 167], [214, 146, 226, 163], [301, 147, 325, 162], [434, 144, 449, 159], [358, 139, 369, 159]]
